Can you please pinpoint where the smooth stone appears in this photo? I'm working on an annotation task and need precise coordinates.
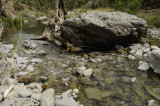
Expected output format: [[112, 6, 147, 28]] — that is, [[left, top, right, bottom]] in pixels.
[[26, 65, 34, 72], [32, 89, 41, 94], [83, 68, 93, 77], [130, 49, 136, 55], [40, 89, 55, 106], [56, 97, 78, 106], [31, 59, 43, 63], [144, 48, 150, 53], [14, 98, 27, 106], [138, 61, 149, 71], [16, 72, 29, 78], [151, 46, 160, 50], [16, 56, 30, 65], [36, 50, 47, 55], [31, 93, 41, 101], [134, 51, 143, 59], [18, 89, 32, 98]]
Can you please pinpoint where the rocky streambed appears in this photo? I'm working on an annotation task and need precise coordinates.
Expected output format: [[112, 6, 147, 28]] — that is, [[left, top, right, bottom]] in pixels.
[[0, 20, 160, 106]]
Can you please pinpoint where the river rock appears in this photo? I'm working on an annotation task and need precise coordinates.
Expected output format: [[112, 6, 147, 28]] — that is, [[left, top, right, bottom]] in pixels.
[[61, 12, 147, 49], [31, 93, 41, 101], [40, 89, 55, 106], [24, 40, 37, 49], [26, 65, 34, 72], [148, 49, 160, 74], [151, 46, 160, 50], [0, 94, 3, 102], [83, 68, 93, 77], [0, 44, 14, 54], [138, 61, 149, 71], [56, 97, 78, 106], [0, 99, 14, 106], [61, 90, 72, 98], [36, 50, 47, 55], [31, 58, 43, 63], [18, 89, 32, 98]]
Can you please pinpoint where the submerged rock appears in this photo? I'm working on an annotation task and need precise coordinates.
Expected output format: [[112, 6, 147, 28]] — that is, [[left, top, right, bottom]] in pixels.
[[61, 12, 147, 49]]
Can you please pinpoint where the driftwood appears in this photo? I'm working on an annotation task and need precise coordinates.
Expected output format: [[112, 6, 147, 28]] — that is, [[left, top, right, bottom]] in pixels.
[[3, 84, 14, 99], [33, 0, 83, 52]]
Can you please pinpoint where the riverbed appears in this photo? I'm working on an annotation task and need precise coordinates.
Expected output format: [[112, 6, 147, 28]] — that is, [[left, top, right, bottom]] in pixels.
[[2, 22, 160, 106]]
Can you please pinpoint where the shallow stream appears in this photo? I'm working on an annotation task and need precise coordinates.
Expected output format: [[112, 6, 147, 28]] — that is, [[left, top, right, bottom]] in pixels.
[[2, 22, 160, 106]]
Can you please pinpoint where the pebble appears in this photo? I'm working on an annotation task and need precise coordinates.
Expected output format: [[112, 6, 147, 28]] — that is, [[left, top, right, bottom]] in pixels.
[[83, 68, 93, 77]]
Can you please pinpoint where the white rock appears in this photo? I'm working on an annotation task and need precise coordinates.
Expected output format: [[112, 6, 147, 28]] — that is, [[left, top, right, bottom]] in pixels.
[[130, 49, 136, 55], [56, 97, 78, 106], [144, 48, 150, 53], [77, 67, 86, 75], [31, 58, 43, 63], [138, 61, 149, 71], [40, 89, 55, 106], [83, 68, 93, 77], [130, 44, 142, 50], [32, 93, 41, 101], [73, 89, 79, 94], [144, 43, 150, 48], [16, 56, 30, 65], [151, 46, 160, 50], [6, 58, 14, 64], [148, 100, 156, 106], [18, 89, 32, 98], [0, 44, 14, 54], [131, 78, 137, 82], [61, 90, 72, 98], [128, 55, 136, 60], [134, 51, 143, 59], [36, 50, 47, 55], [26, 65, 34, 72]]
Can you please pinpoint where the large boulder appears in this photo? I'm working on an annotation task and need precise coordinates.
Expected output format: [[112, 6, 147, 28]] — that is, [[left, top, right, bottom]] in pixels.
[[61, 12, 147, 49]]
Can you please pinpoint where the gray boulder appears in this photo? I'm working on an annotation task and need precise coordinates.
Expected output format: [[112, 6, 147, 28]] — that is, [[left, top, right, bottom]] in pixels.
[[61, 12, 147, 49], [148, 49, 160, 74]]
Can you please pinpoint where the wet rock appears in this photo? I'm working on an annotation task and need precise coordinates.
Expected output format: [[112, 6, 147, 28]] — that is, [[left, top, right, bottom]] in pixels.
[[83, 68, 93, 77], [56, 97, 78, 106], [138, 61, 149, 71], [79, 77, 93, 85], [24, 40, 37, 49], [40, 89, 55, 106], [148, 49, 160, 74], [121, 76, 131, 83], [61, 12, 147, 49], [26, 65, 34, 72], [16, 72, 29, 78], [0, 44, 14, 54], [31, 58, 43, 63], [84, 87, 110, 101], [18, 89, 32, 98]]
